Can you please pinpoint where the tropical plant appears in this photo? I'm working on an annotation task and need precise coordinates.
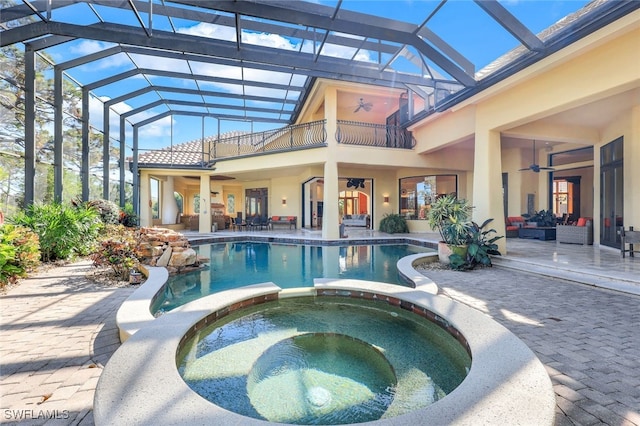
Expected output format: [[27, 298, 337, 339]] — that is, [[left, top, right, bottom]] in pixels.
[[427, 194, 473, 246], [379, 213, 409, 234], [522, 209, 556, 227], [9, 202, 101, 262], [0, 224, 40, 285], [449, 218, 503, 270], [91, 224, 140, 281], [83, 199, 121, 225], [119, 203, 138, 228]]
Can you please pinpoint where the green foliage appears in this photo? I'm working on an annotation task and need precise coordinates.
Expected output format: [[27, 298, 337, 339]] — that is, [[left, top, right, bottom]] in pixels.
[[0, 224, 40, 286], [427, 194, 473, 245], [522, 209, 556, 227], [83, 199, 121, 225], [449, 218, 503, 270], [9, 202, 101, 262], [118, 203, 138, 227], [91, 225, 140, 280], [379, 213, 409, 234]]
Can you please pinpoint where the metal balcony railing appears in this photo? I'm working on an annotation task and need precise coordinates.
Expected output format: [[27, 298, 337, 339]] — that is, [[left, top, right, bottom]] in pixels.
[[207, 119, 327, 160], [335, 120, 416, 149]]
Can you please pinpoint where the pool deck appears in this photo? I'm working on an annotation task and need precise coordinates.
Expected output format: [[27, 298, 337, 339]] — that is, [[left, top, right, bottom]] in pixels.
[[0, 228, 639, 425]]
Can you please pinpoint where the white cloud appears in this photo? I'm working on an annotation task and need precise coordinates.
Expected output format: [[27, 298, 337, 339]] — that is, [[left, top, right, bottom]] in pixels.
[[68, 40, 131, 71], [88, 96, 174, 144], [178, 22, 236, 41]]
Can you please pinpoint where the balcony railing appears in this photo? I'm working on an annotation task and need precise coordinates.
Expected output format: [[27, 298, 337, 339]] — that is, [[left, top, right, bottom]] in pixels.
[[335, 120, 416, 149], [207, 119, 327, 160]]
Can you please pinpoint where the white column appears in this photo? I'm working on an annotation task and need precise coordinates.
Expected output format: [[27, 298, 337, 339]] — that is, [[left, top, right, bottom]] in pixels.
[[322, 87, 339, 239], [161, 176, 179, 224], [322, 160, 340, 239], [472, 129, 507, 254], [199, 176, 212, 233], [139, 171, 151, 227]]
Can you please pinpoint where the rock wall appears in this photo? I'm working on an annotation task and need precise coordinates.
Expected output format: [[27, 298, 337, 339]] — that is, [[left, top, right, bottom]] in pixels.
[[136, 227, 206, 274]]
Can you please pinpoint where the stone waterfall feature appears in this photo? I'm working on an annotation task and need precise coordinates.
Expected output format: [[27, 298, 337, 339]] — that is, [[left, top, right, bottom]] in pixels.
[[136, 227, 207, 274]]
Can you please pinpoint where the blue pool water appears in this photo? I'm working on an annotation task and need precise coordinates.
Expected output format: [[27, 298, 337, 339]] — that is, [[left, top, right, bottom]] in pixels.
[[152, 242, 432, 314], [177, 296, 470, 424]]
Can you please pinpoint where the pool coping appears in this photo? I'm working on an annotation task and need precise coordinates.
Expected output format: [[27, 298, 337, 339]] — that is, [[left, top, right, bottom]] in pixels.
[[98, 257, 555, 426]]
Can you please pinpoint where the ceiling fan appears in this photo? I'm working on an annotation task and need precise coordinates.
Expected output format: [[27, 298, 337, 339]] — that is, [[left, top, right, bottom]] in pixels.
[[346, 178, 365, 189], [519, 140, 555, 173], [354, 98, 373, 113]]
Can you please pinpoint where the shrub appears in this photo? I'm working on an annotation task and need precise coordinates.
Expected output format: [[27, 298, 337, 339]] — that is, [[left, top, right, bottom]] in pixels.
[[449, 218, 503, 270], [0, 224, 40, 286], [427, 194, 473, 246], [84, 199, 121, 225], [9, 202, 101, 262], [119, 203, 138, 228], [379, 213, 409, 234], [91, 225, 140, 280]]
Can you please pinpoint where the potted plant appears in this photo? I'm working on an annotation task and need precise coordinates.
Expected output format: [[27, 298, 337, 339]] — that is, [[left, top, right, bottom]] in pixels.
[[522, 209, 556, 227], [427, 194, 473, 263], [449, 218, 503, 270]]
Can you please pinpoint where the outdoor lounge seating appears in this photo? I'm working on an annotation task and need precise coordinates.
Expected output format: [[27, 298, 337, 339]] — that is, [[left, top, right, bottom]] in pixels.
[[268, 216, 297, 229], [556, 218, 593, 245], [342, 214, 370, 228], [621, 227, 640, 258], [505, 216, 525, 238]]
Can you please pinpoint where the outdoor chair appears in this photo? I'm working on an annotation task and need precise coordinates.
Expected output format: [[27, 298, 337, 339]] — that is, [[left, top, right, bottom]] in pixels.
[[621, 227, 640, 258]]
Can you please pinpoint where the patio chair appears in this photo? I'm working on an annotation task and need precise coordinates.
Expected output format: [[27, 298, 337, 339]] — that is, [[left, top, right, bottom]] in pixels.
[[621, 227, 640, 258]]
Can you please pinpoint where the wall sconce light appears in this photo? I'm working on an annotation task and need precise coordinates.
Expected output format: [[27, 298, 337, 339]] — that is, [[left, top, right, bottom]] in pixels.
[[383, 195, 390, 203], [282, 198, 287, 205]]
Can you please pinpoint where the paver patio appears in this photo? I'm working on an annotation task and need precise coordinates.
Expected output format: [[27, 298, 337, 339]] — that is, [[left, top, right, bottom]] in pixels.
[[1, 244, 639, 425]]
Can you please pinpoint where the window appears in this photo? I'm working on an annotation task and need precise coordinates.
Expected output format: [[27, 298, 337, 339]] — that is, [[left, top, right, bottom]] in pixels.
[[245, 188, 268, 218], [339, 190, 360, 216], [193, 193, 200, 214], [227, 194, 235, 214], [150, 178, 160, 219], [553, 180, 571, 217], [399, 175, 457, 220]]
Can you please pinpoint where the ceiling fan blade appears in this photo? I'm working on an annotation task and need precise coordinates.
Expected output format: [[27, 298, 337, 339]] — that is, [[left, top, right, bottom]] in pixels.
[[354, 105, 361, 113], [363, 103, 372, 111]]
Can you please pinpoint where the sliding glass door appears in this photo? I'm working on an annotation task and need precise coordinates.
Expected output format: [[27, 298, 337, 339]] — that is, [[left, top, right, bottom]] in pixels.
[[600, 138, 623, 248]]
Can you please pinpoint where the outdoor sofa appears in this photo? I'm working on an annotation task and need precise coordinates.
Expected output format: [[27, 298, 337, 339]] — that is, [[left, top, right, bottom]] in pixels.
[[556, 217, 593, 245], [342, 214, 370, 228]]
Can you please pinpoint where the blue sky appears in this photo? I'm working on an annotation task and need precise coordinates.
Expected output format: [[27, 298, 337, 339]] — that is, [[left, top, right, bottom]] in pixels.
[[36, 0, 589, 152]]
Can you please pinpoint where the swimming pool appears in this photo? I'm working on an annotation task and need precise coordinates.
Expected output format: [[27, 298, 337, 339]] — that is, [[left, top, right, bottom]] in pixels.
[[153, 242, 433, 313]]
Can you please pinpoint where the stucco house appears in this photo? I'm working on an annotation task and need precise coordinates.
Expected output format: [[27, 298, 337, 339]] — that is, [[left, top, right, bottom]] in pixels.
[[133, 5, 639, 255]]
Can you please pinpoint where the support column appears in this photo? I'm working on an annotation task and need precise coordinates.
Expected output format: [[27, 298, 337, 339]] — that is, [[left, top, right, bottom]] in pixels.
[[80, 87, 89, 201], [103, 103, 110, 200], [81, 88, 90, 201], [138, 171, 151, 227], [53, 67, 63, 202], [472, 129, 507, 254], [628, 105, 640, 227], [162, 176, 179, 224], [24, 45, 36, 206], [199, 175, 212, 233], [322, 87, 339, 239], [132, 126, 140, 217], [119, 116, 126, 207], [322, 160, 340, 239]]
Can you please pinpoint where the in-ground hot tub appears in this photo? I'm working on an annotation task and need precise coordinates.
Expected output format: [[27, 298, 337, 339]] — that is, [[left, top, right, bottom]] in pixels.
[[95, 277, 556, 426], [177, 295, 471, 424]]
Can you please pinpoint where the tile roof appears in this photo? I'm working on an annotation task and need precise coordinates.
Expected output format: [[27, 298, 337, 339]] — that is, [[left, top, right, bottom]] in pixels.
[[136, 130, 249, 166]]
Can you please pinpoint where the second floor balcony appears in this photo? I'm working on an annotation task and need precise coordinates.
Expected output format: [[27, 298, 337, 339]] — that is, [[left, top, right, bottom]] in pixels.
[[136, 119, 416, 168]]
